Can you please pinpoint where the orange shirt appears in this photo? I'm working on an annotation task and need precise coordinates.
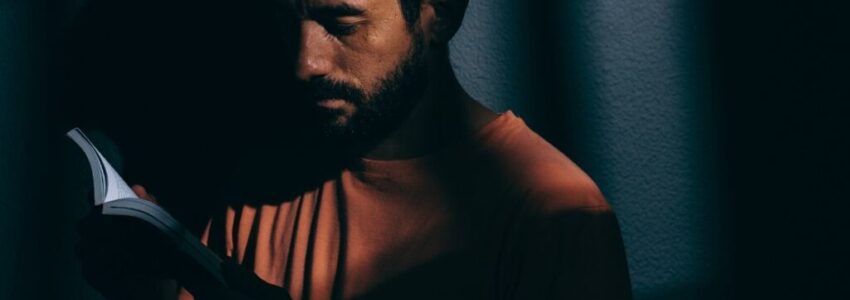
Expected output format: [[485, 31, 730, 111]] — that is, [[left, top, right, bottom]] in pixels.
[[180, 111, 631, 299]]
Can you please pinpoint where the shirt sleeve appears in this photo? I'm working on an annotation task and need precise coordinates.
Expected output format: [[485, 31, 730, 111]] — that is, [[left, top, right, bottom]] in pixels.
[[498, 206, 633, 300]]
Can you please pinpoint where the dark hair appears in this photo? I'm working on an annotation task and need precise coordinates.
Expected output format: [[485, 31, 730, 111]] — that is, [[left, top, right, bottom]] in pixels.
[[399, 0, 421, 30]]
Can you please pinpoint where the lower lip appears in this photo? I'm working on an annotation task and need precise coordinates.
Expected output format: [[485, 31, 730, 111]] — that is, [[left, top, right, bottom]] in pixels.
[[316, 99, 347, 109]]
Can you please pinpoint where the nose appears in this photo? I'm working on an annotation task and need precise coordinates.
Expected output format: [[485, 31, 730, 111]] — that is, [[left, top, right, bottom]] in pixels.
[[295, 21, 333, 81]]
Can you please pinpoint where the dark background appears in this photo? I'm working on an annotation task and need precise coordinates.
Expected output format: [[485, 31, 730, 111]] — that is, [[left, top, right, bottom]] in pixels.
[[1, 0, 848, 299]]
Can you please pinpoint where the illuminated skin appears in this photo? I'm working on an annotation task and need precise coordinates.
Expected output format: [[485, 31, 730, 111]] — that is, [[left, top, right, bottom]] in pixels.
[[290, 0, 498, 159], [294, 0, 416, 120]]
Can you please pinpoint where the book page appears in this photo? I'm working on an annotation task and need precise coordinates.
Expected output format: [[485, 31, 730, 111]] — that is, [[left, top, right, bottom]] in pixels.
[[97, 148, 138, 203], [66, 128, 138, 204], [67, 128, 223, 283]]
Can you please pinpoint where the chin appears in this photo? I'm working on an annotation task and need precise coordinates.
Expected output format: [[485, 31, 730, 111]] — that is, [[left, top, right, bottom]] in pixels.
[[313, 111, 352, 138], [328, 116, 353, 131]]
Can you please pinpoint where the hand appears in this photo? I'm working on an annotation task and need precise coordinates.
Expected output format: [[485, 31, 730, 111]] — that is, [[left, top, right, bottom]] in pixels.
[[76, 185, 179, 299], [180, 259, 292, 300]]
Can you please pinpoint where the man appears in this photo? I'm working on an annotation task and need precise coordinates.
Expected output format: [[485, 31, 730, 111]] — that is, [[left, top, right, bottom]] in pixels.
[[77, 0, 632, 299]]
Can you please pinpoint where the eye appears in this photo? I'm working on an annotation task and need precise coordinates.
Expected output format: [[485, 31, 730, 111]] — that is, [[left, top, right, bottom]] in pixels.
[[320, 19, 359, 36], [325, 21, 358, 36]]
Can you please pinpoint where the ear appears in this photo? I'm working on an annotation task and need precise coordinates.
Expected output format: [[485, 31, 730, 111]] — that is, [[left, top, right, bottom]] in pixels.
[[420, 0, 469, 45]]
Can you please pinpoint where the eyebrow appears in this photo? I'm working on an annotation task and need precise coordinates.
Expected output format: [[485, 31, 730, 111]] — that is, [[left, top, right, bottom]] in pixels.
[[306, 3, 366, 18]]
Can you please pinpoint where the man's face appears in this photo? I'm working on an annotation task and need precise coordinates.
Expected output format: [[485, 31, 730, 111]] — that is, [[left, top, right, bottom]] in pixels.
[[291, 0, 429, 146]]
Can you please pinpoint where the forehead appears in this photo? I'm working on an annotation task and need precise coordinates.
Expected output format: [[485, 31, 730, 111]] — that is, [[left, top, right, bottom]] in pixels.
[[291, 0, 398, 11]]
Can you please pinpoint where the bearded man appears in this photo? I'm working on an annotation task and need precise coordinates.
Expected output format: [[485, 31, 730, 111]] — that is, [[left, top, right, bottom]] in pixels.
[[75, 0, 632, 299]]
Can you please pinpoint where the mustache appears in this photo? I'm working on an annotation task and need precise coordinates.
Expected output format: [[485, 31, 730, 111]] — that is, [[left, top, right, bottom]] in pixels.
[[302, 78, 365, 104]]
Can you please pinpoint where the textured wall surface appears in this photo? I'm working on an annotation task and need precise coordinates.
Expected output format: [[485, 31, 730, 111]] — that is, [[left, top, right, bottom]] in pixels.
[[449, 0, 724, 299], [448, 0, 531, 115]]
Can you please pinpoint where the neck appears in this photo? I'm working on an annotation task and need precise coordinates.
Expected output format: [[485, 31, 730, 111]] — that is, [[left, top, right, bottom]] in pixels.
[[362, 48, 497, 160]]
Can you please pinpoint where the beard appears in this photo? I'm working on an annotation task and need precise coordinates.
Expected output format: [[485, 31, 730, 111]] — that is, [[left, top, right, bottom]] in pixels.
[[301, 34, 429, 151]]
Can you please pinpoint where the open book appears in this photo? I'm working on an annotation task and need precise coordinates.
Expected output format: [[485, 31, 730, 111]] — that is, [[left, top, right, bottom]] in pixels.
[[67, 128, 225, 284]]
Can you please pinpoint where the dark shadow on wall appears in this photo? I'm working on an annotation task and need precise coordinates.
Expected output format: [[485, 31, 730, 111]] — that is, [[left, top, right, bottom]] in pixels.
[[517, 0, 577, 153], [711, 0, 850, 299]]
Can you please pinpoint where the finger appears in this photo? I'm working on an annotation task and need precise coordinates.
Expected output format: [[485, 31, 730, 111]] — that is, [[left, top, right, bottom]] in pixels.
[[131, 184, 158, 204]]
